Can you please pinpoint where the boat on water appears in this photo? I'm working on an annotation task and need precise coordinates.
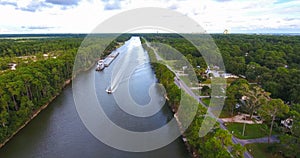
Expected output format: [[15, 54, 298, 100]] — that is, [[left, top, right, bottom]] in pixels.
[[104, 51, 119, 67], [106, 86, 112, 94], [97, 51, 120, 92], [96, 60, 105, 71]]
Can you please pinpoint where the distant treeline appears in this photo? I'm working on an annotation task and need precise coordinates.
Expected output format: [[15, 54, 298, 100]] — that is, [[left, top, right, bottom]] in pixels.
[[0, 34, 87, 38], [0, 37, 82, 57]]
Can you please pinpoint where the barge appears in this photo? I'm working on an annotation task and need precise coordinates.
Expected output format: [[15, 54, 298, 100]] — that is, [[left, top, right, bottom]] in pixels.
[[95, 51, 119, 71], [104, 51, 119, 67]]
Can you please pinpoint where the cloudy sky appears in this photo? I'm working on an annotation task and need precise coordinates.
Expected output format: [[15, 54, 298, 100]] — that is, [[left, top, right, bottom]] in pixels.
[[0, 0, 299, 34]]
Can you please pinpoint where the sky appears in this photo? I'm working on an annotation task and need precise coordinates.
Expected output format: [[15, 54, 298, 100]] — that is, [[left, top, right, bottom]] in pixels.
[[0, 0, 299, 34]]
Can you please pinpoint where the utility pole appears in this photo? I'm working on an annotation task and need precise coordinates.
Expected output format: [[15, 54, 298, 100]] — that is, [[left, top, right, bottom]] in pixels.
[[242, 115, 246, 136]]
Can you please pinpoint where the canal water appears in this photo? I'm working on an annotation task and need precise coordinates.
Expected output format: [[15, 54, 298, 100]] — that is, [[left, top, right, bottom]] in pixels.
[[0, 37, 189, 158]]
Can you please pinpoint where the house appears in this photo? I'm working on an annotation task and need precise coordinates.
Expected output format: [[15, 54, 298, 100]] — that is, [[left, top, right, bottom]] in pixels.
[[281, 118, 293, 129]]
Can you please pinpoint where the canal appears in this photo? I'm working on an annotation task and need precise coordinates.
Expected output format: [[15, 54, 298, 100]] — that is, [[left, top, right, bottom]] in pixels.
[[0, 37, 189, 158]]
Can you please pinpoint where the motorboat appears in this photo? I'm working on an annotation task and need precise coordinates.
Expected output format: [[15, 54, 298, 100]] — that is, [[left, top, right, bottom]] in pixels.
[[106, 86, 112, 94]]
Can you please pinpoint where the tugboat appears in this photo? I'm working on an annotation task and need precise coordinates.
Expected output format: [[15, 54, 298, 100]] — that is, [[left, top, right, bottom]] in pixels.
[[96, 60, 105, 71], [106, 86, 112, 94]]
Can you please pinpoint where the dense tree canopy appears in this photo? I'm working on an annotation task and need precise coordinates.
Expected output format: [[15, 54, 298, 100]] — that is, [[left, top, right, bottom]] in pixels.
[[0, 34, 129, 145], [144, 34, 300, 104], [0, 53, 75, 142], [144, 41, 245, 158], [144, 34, 300, 158], [1, 34, 299, 157]]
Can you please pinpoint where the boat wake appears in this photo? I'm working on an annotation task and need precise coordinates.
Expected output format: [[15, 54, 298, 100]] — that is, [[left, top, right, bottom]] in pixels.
[[108, 37, 165, 117], [110, 37, 144, 93]]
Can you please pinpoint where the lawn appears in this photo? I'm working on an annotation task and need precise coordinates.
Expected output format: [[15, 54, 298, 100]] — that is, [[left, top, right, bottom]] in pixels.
[[245, 143, 283, 158], [192, 89, 201, 95], [225, 123, 277, 139], [201, 79, 211, 84], [163, 60, 177, 69], [201, 98, 210, 106], [179, 75, 197, 87]]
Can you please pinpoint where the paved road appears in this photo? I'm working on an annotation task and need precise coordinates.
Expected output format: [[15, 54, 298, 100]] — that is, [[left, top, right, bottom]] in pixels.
[[144, 39, 163, 61], [175, 75, 253, 158], [145, 39, 254, 158], [237, 136, 279, 146], [177, 72, 253, 158]]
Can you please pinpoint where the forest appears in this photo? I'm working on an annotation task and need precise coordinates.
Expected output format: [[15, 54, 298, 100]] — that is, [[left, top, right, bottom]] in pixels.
[[0, 33, 299, 157], [0, 46, 76, 143], [143, 34, 300, 158], [143, 41, 245, 158], [0, 34, 127, 146], [144, 34, 300, 105]]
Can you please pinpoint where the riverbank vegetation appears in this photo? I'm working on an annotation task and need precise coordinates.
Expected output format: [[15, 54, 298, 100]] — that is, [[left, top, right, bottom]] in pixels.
[[143, 34, 300, 158], [0, 47, 76, 145], [0, 34, 299, 158], [144, 40, 246, 158], [0, 34, 129, 147]]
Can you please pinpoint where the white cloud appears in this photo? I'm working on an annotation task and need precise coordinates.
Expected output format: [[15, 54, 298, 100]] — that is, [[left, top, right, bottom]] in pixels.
[[0, 0, 299, 33]]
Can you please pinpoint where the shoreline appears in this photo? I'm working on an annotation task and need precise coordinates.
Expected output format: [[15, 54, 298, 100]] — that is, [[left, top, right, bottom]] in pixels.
[[143, 39, 197, 158], [0, 40, 125, 149], [0, 79, 72, 149], [170, 106, 198, 158]]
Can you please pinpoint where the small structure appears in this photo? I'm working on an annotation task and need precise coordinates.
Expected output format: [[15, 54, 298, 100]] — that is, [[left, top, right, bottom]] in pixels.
[[8, 63, 17, 70], [220, 73, 239, 79], [241, 95, 249, 100], [223, 29, 229, 34], [213, 65, 220, 70], [182, 66, 188, 71], [281, 118, 293, 129]]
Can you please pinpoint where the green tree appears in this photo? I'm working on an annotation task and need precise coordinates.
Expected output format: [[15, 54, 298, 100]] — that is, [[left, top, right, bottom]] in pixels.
[[225, 79, 249, 116], [259, 99, 289, 143], [277, 104, 300, 157], [202, 137, 231, 158], [201, 85, 211, 96], [243, 86, 270, 119], [215, 128, 233, 148], [231, 144, 246, 158]]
